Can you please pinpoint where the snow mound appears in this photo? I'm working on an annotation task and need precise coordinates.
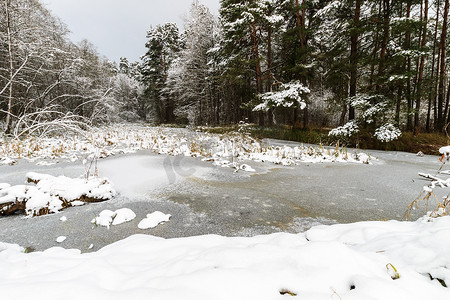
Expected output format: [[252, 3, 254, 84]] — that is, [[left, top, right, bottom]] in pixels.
[[1, 217, 450, 299], [0, 173, 115, 217], [138, 211, 171, 229], [92, 208, 136, 228], [92, 210, 116, 228], [112, 208, 137, 225]]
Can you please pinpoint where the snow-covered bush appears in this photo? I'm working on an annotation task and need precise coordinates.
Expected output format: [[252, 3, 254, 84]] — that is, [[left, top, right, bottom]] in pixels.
[[328, 120, 359, 138], [253, 81, 310, 112], [374, 123, 401, 142], [328, 94, 402, 144]]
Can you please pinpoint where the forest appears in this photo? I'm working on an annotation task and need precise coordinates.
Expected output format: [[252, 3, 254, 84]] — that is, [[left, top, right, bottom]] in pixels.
[[2, 0, 450, 143]]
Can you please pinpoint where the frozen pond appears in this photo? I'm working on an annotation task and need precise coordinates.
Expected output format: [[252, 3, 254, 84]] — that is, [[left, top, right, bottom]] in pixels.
[[0, 142, 442, 252]]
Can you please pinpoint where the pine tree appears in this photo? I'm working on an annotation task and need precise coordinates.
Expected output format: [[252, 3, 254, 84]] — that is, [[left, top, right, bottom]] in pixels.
[[165, 1, 216, 125], [140, 23, 180, 123]]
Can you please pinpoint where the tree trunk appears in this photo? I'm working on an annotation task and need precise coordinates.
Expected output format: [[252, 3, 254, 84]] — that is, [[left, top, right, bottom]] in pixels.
[[426, 0, 440, 132], [349, 0, 361, 120], [437, 0, 449, 130], [443, 83, 450, 127], [266, 24, 272, 92], [395, 2, 404, 126], [376, 0, 390, 93], [250, 16, 263, 126], [369, 2, 382, 91], [4, 0, 13, 134], [295, 0, 305, 48], [414, 0, 428, 134], [266, 17, 273, 126], [395, 85, 403, 125], [406, 0, 413, 131]]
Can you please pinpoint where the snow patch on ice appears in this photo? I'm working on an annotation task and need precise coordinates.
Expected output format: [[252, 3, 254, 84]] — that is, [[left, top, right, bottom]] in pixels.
[[56, 236, 66, 243], [92, 208, 136, 228], [138, 211, 171, 229], [112, 208, 137, 226]]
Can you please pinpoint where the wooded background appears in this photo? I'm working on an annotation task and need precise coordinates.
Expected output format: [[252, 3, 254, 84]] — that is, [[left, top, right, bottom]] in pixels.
[[2, 0, 450, 138]]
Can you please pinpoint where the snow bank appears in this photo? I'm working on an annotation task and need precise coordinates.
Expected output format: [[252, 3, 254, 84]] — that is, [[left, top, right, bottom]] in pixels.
[[0, 173, 115, 216], [1, 217, 450, 299], [306, 216, 450, 288]]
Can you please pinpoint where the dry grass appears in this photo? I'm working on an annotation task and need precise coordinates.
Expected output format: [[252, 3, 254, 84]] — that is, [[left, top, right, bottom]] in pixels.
[[407, 156, 450, 220]]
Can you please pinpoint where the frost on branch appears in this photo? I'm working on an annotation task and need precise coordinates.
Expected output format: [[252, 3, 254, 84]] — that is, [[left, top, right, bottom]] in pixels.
[[253, 81, 310, 112], [0, 173, 115, 217]]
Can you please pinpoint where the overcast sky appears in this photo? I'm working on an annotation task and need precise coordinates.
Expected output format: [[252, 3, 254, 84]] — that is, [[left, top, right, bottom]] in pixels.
[[43, 0, 220, 63]]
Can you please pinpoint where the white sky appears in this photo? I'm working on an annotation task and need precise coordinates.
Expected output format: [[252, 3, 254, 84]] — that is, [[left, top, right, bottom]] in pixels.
[[44, 0, 220, 63]]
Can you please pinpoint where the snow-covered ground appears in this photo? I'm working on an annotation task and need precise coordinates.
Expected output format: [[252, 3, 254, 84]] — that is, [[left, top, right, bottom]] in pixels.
[[0, 216, 449, 299]]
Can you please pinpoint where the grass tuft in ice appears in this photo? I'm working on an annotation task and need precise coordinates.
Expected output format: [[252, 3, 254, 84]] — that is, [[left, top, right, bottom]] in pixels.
[[279, 289, 297, 296], [386, 263, 400, 280], [408, 146, 450, 220]]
